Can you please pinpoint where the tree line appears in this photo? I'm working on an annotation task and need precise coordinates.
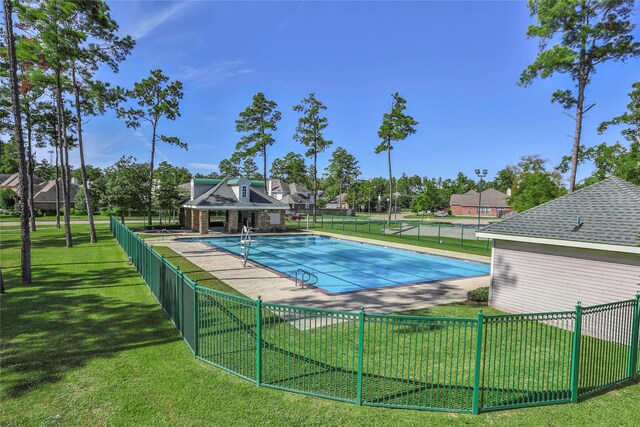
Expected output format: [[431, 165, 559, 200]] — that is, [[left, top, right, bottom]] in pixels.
[[2, 0, 639, 286]]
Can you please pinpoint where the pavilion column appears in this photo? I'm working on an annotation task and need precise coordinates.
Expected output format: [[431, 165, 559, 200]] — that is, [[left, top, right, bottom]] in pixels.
[[191, 209, 199, 232], [198, 210, 209, 235], [185, 208, 192, 230], [226, 210, 239, 233]]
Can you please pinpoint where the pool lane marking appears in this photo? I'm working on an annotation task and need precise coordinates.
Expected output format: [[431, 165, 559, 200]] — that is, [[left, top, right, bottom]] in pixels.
[[239, 241, 373, 291], [221, 234, 489, 275], [248, 238, 438, 287], [256, 237, 479, 285]]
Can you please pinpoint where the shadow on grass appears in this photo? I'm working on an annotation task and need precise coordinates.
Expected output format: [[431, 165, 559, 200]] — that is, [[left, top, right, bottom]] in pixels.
[[0, 228, 183, 399]]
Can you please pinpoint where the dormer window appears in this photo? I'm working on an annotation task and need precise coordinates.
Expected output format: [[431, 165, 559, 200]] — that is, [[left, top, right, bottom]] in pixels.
[[241, 185, 248, 199]]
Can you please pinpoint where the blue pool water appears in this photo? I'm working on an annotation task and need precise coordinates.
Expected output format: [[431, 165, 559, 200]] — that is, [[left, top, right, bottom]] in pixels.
[[192, 235, 489, 294]]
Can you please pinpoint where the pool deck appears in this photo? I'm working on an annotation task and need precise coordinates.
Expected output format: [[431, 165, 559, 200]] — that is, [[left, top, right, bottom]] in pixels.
[[148, 230, 490, 314]]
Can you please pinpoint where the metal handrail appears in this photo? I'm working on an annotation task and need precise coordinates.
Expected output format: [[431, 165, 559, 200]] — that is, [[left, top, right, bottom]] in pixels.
[[160, 228, 177, 241], [295, 268, 318, 289], [240, 226, 256, 267]]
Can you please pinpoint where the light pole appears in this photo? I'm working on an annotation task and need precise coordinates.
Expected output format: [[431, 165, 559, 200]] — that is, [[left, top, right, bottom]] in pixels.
[[475, 168, 488, 230]]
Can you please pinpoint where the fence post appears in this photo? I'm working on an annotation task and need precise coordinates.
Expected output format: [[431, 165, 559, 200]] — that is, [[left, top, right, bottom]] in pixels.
[[180, 270, 185, 334], [472, 309, 484, 415], [331, 216, 334, 229], [417, 223, 420, 241], [570, 302, 583, 403], [175, 266, 181, 329], [256, 295, 262, 386], [355, 217, 357, 232], [356, 307, 365, 406], [437, 224, 441, 244], [627, 293, 640, 380], [194, 281, 199, 357], [368, 218, 371, 235], [460, 226, 464, 248]]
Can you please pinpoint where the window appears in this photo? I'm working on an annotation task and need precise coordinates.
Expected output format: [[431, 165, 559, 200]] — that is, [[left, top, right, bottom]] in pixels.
[[241, 185, 247, 198]]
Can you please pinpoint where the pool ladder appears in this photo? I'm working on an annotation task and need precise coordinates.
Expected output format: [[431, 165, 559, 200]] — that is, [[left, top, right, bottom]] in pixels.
[[239, 226, 256, 267], [295, 269, 318, 289]]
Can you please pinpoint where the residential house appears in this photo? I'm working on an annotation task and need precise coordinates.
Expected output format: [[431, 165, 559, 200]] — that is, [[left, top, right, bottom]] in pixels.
[[267, 179, 314, 211], [476, 177, 640, 314], [450, 188, 513, 217]]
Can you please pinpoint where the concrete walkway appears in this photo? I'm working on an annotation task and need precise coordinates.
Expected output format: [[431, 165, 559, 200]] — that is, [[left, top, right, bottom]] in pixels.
[[151, 231, 489, 314]]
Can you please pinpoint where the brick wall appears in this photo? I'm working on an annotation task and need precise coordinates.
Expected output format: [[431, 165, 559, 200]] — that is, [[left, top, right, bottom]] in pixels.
[[257, 210, 286, 232], [450, 205, 513, 217]]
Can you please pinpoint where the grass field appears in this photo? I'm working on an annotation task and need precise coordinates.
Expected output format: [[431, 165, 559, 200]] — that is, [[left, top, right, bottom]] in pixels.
[[1, 224, 639, 425]]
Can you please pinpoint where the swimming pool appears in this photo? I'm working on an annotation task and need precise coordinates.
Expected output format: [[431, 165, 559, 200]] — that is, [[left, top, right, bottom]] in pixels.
[[192, 235, 489, 294]]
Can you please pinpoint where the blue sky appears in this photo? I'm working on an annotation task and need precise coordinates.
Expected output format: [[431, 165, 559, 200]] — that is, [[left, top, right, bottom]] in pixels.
[[53, 0, 640, 184]]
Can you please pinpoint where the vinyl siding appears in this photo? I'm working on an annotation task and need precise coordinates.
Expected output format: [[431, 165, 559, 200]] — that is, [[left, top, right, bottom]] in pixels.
[[490, 240, 640, 314]]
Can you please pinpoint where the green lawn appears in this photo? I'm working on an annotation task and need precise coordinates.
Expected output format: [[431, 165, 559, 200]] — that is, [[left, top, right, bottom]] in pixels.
[[1, 225, 639, 425]]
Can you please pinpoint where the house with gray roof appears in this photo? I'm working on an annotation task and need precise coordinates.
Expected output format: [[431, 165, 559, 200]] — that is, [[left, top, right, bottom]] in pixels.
[[0, 173, 78, 212], [266, 179, 314, 211], [477, 176, 640, 314], [450, 188, 513, 217], [181, 177, 288, 234]]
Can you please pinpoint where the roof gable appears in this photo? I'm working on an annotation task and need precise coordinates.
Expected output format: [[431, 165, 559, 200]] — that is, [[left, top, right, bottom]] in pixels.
[[182, 177, 287, 210], [479, 177, 640, 247]]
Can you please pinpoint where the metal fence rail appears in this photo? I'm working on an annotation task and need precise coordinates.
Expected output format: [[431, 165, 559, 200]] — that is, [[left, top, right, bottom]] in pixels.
[[110, 216, 640, 414]]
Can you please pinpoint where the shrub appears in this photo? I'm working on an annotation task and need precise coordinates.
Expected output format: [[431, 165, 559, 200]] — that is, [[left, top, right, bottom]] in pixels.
[[467, 286, 489, 303], [0, 188, 17, 210]]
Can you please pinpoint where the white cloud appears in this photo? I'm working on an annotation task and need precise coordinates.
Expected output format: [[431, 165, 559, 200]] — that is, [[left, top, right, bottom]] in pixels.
[[130, 2, 191, 40], [189, 162, 219, 171], [179, 60, 253, 87]]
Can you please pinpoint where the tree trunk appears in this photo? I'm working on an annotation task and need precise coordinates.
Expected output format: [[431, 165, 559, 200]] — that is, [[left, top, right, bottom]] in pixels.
[[263, 144, 267, 183], [54, 69, 72, 247], [387, 142, 392, 224], [148, 124, 157, 226], [569, 78, 586, 193], [3, 0, 31, 284], [72, 65, 97, 243], [55, 143, 60, 228], [25, 104, 36, 231], [313, 152, 317, 223]]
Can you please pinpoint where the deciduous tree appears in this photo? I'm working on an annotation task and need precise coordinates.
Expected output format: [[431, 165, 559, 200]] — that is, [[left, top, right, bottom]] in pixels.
[[325, 146, 360, 209], [270, 151, 307, 184]]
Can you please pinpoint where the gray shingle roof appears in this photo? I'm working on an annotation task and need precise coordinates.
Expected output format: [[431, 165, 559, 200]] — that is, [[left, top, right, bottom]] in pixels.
[[450, 188, 511, 208], [479, 177, 640, 247], [182, 178, 288, 210]]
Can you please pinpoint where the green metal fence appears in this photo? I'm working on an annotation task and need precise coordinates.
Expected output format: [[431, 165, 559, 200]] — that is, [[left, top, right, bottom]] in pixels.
[[285, 215, 492, 255], [110, 216, 640, 414]]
